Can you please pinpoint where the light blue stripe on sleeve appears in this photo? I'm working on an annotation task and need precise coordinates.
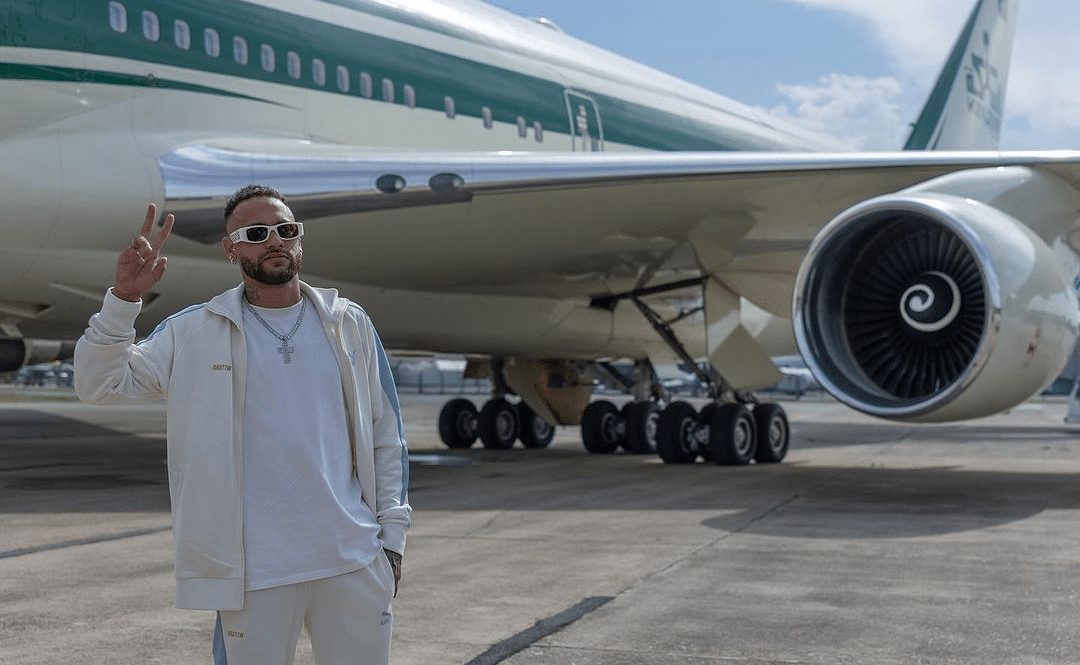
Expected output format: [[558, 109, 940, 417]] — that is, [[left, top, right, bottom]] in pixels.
[[144, 302, 205, 342], [213, 614, 228, 664], [373, 329, 409, 503]]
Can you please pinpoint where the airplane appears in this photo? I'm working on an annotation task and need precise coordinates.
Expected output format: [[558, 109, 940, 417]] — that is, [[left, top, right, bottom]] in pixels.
[[3, 0, 1079, 466]]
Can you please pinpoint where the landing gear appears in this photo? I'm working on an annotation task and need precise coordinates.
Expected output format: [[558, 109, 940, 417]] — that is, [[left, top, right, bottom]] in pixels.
[[581, 400, 621, 454], [478, 397, 519, 449], [651, 400, 790, 465], [621, 401, 658, 454], [752, 402, 789, 463], [587, 278, 796, 466], [438, 398, 479, 449], [437, 397, 556, 450], [708, 403, 757, 466], [656, 401, 701, 464], [517, 402, 556, 449], [578, 399, 660, 455]]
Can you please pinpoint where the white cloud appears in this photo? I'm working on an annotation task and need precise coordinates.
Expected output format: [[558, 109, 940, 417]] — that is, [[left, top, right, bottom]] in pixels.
[[766, 74, 905, 150], [788, 0, 972, 76], [776, 0, 1080, 149]]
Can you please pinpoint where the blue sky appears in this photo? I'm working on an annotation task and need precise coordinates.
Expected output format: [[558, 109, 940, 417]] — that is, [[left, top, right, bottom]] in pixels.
[[484, 0, 1080, 151]]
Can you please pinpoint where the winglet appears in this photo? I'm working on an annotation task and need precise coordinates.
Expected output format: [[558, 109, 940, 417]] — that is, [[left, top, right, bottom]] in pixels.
[[904, 0, 1017, 150]]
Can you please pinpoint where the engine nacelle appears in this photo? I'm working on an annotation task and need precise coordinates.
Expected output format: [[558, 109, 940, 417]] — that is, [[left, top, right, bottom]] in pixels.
[[794, 170, 1080, 422], [0, 338, 76, 372]]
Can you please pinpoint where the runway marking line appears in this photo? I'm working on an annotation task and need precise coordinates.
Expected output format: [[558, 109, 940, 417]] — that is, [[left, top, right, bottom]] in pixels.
[[463, 595, 614, 665], [0, 525, 172, 559]]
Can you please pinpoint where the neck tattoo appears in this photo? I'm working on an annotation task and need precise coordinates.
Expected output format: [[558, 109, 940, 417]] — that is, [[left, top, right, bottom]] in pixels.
[[243, 296, 306, 364]]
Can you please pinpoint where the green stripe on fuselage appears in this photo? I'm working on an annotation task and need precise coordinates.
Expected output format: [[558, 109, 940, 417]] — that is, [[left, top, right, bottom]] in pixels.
[[0, 0, 780, 152], [0, 62, 274, 102]]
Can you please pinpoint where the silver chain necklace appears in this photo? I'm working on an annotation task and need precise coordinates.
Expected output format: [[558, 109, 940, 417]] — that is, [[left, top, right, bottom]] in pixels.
[[243, 296, 306, 364]]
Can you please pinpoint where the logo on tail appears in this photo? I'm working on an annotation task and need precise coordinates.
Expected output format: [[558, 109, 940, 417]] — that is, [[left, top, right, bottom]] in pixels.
[[904, 0, 1017, 151]]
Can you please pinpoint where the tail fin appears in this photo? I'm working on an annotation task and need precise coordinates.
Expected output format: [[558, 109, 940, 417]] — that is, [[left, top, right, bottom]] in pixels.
[[904, 0, 1017, 150]]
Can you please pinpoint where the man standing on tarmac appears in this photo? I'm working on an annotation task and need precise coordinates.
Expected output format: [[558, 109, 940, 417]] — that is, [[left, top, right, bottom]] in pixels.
[[74, 185, 411, 665]]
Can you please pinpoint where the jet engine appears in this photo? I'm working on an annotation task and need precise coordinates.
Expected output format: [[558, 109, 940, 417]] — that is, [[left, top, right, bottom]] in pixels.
[[794, 169, 1080, 422], [0, 338, 76, 372]]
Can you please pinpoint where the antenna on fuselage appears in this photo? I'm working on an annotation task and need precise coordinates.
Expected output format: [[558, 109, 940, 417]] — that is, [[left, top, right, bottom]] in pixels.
[[530, 17, 564, 33]]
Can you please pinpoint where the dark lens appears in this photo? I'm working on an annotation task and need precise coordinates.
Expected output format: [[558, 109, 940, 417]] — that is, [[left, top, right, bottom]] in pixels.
[[244, 226, 270, 242], [277, 223, 300, 239]]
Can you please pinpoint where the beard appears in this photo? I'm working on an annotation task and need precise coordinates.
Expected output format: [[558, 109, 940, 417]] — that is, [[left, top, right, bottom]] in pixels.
[[239, 251, 302, 285]]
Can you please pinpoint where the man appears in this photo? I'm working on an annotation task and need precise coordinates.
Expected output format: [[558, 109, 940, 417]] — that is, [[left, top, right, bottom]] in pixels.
[[74, 185, 411, 665]]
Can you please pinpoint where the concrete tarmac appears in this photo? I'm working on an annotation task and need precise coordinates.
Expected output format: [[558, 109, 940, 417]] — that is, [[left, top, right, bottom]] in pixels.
[[2, 391, 1080, 664]]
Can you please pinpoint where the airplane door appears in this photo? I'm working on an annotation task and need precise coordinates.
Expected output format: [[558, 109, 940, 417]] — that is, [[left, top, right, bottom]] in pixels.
[[564, 91, 604, 152]]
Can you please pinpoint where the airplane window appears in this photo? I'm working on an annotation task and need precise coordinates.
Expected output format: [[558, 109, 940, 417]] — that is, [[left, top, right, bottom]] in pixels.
[[403, 84, 416, 109], [444, 96, 456, 119], [287, 51, 301, 79], [141, 11, 159, 42], [335, 65, 349, 92], [108, 2, 127, 33], [233, 36, 248, 65], [533, 121, 543, 142], [482, 107, 492, 129], [312, 59, 326, 86], [204, 28, 220, 58], [260, 44, 275, 72], [359, 72, 373, 98], [174, 20, 190, 50], [381, 78, 394, 103], [517, 117, 527, 138]]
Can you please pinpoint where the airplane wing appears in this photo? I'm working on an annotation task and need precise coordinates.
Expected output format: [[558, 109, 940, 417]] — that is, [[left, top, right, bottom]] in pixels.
[[161, 141, 1080, 300], [158, 140, 1080, 425], [161, 140, 1080, 316]]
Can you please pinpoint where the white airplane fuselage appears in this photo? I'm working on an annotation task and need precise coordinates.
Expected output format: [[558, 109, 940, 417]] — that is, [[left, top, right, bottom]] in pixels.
[[0, 0, 829, 362]]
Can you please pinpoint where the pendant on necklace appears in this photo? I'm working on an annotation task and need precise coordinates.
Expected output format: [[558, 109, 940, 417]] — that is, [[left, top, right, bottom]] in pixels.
[[278, 339, 295, 364]]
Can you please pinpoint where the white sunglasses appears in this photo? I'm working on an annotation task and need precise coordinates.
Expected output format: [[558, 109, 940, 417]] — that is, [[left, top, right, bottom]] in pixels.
[[229, 221, 304, 244]]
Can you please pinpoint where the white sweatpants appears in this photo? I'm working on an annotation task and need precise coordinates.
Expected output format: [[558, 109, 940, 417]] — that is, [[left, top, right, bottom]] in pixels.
[[213, 555, 395, 665]]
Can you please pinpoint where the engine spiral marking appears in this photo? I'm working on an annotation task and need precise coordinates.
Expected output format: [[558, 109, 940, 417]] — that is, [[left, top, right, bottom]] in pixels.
[[900, 271, 962, 333]]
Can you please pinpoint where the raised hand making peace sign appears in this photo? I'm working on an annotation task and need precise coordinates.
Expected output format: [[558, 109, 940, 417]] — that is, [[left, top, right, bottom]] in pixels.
[[113, 203, 175, 303]]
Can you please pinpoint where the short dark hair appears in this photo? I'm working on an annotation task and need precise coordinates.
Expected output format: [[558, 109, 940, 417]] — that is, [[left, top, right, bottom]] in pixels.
[[223, 184, 288, 223]]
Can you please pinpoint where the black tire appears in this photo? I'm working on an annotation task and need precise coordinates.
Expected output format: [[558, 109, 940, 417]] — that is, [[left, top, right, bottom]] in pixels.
[[698, 403, 717, 462], [438, 398, 478, 449], [621, 401, 659, 454], [753, 403, 789, 463], [656, 401, 699, 464], [708, 403, 757, 466], [478, 397, 519, 449], [581, 400, 621, 454], [517, 402, 556, 449]]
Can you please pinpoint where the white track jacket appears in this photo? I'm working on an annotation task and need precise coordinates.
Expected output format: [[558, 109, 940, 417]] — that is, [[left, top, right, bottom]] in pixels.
[[74, 282, 411, 611]]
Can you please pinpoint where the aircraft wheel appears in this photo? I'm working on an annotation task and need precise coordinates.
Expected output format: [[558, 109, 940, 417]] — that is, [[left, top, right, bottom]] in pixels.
[[438, 398, 478, 449], [708, 403, 757, 466], [581, 400, 621, 454], [479, 397, 519, 449], [517, 402, 556, 449], [753, 403, 789, 463], [621, 401, 659, 454], [656, 401, 699, 464], [697, 403, 716, 462]]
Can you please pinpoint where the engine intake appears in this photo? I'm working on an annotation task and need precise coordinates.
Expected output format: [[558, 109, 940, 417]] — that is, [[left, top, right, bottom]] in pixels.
[[842, 212, 987, 400], [794, 190, 1078, 422]]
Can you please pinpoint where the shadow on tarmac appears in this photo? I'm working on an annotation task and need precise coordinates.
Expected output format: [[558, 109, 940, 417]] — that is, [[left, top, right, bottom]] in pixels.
[[0, 409, 170, 514], [3, 408, 1079, 543]]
